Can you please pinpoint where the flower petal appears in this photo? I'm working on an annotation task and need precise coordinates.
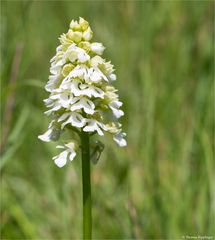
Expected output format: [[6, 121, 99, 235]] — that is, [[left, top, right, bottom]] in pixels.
[[113, 132, 127, 147], [109, 73, 116, 81], [64, 45, 90, 63], [65, 142, 77, 161], [53, 150, 68, 168], [61, 112, 86, 129], [38, 129, 52, 142], [70, 97, 95, 115], [59, 92, 72, 108], [58, 113, 70, 122], [44, 102, 61, 115], [109, 101, 124, 118], [45, 74, 61, 92], [84, 85, 104, 98], [91, 42, 105, 55], [83, 120, 104, 136]]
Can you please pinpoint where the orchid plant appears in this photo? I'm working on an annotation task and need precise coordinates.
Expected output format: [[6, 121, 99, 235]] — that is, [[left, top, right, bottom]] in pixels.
[[38, 17, 126, 239]]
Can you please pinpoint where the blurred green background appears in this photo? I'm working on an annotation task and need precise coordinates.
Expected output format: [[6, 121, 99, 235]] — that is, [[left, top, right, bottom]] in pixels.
[[1, 1, 214, 239]]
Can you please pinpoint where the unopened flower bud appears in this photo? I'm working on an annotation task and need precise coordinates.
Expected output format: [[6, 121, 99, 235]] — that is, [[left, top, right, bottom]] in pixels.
[[62, 63, 75, 77], [67, 30, 82, 43], [79, 17, 89, 31], [83, 27, 93, 41]]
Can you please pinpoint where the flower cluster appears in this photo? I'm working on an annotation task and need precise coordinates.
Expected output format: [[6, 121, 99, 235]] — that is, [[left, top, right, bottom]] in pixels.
[[38, 17, 126, 167]]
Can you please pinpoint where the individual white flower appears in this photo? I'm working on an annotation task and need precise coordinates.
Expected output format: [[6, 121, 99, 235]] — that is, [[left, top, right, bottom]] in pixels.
[[63, 65, 87, 82], [113, 132, 127, 147], [50, 59, 65, 75], [108, 100, 124, 118], [87, 67, 108, 83], [64, 44, 90, 63], [38, 128, 53, 142], [104, 85, 119, 102], [45, 74, 61, 92], [70, 97, 95, 115], [38, 121, 61, 142], [59, 112, 86, 129], [44, 101, 62, 115], [39, 17, 126, 167], [90, 55, 105, 67], [70, 80, 104, 98], [90, 42, 105, 55], [83, 119, 105, 136], [53, 142, 77, 168], [109, 73, 116, 81]]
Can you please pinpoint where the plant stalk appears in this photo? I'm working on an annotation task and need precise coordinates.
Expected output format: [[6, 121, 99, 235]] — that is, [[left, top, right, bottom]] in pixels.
[[81, 131, 92, 239]]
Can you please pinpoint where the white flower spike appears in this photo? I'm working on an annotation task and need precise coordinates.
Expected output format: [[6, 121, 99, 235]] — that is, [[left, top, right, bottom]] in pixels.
[[38, 17, 126, 167]]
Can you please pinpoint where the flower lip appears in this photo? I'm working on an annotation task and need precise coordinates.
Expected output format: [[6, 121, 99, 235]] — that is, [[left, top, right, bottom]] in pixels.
[[60, 112, 86, 129], [52, 141, 78, 167], [70, 97, 95, 115], [90, 42, 105, 55], [83, 119, 105, 136], [113, 132, 127, 147], [38, 121, 61, 142]]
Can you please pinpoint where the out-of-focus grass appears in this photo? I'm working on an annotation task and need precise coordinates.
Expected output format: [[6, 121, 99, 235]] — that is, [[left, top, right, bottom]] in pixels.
[[0, 1, 214, 239]]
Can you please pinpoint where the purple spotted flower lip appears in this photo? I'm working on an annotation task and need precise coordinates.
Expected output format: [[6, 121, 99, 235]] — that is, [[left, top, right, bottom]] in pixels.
[[38, 17, 126, 168]]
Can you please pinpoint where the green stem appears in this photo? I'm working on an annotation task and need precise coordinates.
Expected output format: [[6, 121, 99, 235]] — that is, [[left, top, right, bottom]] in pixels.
[[81, 131, 92, 239]]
